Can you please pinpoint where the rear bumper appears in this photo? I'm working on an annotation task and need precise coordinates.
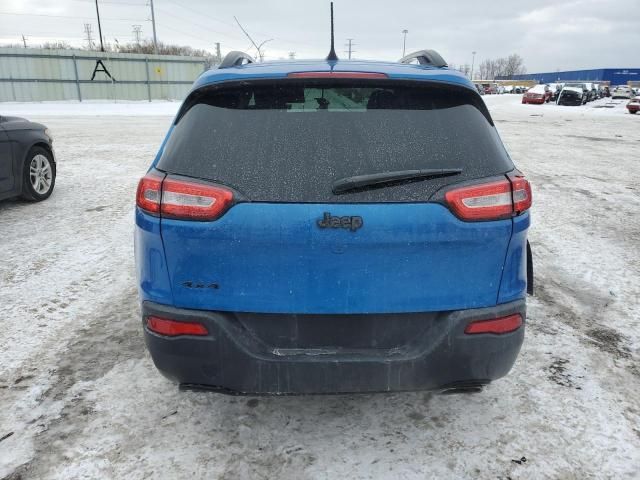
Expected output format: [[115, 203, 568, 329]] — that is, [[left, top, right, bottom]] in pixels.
[[142, 300, 525, 394]]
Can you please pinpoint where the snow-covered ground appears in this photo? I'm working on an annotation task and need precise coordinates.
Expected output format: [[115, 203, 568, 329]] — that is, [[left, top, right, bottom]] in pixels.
[[0, 96, 639, 479], [1, 100, 180, 117]]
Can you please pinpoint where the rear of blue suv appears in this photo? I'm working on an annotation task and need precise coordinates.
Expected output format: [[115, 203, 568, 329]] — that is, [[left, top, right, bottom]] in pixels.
[[135, 57, 532, 394]]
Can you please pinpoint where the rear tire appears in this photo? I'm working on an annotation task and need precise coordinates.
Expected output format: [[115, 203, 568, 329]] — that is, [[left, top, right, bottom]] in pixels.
[[21, 146, 56, 201]]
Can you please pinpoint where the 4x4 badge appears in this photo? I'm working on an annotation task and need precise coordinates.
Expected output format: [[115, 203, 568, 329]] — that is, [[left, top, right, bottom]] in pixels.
[[317, 212, 363, 232]]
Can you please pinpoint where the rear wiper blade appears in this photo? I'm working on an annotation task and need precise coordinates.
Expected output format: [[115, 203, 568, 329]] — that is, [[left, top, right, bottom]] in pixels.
[[332, 168, 463, 194]]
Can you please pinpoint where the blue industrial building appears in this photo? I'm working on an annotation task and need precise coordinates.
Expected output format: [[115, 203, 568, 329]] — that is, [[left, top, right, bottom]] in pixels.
[[498, 68, 640, 85]]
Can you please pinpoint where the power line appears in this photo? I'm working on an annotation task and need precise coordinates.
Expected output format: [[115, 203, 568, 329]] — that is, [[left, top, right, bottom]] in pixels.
[[155, 6, 245, 44], [162, 0, 318, 50], [70, 0, 147, 5], [0, 11, 147, 21], [155, 22, 216, 49]]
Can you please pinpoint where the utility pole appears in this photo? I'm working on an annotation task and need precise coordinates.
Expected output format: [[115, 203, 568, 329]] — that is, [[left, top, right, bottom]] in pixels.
[[149, 0, 158, 54], [94, 0, 105, 51], [21, 34, 27, 48], [344, 38, 355, 59], [470, 51, 477, 81], [215, 42, 222, 63], [84, 23, 95, 50], [402, 29, 408, 57], [132, 25, 142, 46]]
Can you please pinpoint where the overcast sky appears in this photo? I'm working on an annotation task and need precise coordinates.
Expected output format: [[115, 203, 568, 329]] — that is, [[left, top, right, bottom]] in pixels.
[[1, 0, 637, 72]]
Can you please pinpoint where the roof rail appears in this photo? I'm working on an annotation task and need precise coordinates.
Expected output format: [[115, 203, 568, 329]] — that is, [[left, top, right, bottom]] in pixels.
[[219, 51, 255, 69], [399, 49, 448, 68]]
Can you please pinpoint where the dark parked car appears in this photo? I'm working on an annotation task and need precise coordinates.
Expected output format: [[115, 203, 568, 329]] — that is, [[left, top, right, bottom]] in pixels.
[[0, 115, 56, 202], [557, 84, 588, 105], [135, 49, 532, 395]]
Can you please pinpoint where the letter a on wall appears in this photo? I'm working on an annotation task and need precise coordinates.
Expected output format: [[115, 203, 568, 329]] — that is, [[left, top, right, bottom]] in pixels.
[[91, 59, 116, 81]]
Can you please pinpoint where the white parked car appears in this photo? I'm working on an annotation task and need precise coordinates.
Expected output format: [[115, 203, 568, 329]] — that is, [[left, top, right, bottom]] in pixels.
[[612, 86, 633, 99]]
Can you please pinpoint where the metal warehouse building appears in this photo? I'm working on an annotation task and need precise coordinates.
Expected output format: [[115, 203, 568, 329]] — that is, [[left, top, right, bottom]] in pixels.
[[499, 68, 640, 86]]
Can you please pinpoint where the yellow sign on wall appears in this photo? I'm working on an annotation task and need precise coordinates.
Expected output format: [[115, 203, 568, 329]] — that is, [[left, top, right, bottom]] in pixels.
[[155, 66, 162, 75]]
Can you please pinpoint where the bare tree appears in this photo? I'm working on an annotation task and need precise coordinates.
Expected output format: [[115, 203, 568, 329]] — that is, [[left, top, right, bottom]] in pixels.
[[477, 54, 526, 79], [504, 53, 526, 76], [41, 41, 73, 50]]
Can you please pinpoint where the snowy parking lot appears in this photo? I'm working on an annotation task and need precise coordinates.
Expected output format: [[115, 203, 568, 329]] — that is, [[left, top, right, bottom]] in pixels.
[[1, 95, 639, 479]]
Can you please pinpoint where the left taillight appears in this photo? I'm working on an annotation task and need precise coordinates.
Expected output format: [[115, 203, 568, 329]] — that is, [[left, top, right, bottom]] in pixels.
[[136, 173, 234, 221], [136, 172, 163, 214], [161, 177, 233, 221], [444, 175, 532, 221]]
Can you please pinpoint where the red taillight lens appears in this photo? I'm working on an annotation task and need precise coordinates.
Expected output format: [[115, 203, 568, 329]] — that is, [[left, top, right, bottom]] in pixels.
[[146, 316, 208, 337], [445, 179, 514, 221], [137, 173, 234, 221], [445, 176, 532, 221], [464, 314, 523, 335], [161, 178, 233, 221], [136, 172, 163, 214], [510, 176, 532, 214], [287, 72, 388, 79]]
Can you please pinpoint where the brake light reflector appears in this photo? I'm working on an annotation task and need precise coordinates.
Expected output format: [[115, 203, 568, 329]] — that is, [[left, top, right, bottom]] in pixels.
[[464, 314, 523, 335], [136, 172, 163, 214], [445, 179, 514, 221], [510, 176, 532, 214], [287, 72, 388, 79], [161, 178, 233, 221], [146, 316, 208, 337]]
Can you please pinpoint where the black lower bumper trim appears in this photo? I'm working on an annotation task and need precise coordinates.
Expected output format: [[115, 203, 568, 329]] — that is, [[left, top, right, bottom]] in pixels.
[[143, 300, 526, 394]]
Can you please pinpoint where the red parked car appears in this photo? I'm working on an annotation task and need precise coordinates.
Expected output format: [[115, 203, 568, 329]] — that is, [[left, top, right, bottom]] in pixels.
[[627, 97, 640, 114], [522, 84, 552, 104]]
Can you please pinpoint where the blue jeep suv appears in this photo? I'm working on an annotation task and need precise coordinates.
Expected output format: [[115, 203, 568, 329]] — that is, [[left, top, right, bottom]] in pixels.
[[135, 49, 532, 394]]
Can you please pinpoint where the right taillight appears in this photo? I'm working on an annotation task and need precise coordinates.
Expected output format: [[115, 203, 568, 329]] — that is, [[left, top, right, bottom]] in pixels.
[[136, 173, 234, 221], [445, 176, 532, 221], [510, 176, 532, 214]]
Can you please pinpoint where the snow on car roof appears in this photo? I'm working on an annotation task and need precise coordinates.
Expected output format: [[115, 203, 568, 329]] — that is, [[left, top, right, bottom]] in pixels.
[[530, 84, 547, 93]]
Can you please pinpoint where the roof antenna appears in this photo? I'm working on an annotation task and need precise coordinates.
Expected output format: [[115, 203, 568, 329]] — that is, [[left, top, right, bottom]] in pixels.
[[326, 2, 338, 61]]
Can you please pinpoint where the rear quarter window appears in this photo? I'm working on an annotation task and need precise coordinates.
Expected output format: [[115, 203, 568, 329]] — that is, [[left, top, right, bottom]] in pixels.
[[157, 79, 513, 202]]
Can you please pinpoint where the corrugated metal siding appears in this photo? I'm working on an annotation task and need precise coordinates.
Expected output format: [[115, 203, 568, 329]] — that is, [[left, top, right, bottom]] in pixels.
[[0, 47, 207, 102], [498, 68, 640, 85]]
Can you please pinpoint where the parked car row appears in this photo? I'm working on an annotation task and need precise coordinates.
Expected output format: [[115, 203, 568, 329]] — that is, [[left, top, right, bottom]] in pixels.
[[475, 84, 532, 95], [519, 82, 640, 113]]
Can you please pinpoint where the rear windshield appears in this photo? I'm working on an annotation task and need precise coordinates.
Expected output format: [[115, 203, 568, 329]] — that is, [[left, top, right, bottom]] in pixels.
[[157, 80, 513, 202]]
